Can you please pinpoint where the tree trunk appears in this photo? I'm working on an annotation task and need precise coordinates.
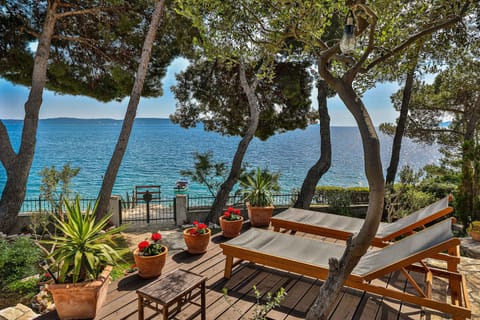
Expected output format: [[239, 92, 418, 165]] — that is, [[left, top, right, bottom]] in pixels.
[[459, 97, 480, 221], [0, 1, 59, 234], [294, 79, 332, 209], [306, 63, 384, 319], [385, 67, 415, 186], [95, 0, 166, 220], [208, 61, 260, 222], [383, 65, 416, 220]]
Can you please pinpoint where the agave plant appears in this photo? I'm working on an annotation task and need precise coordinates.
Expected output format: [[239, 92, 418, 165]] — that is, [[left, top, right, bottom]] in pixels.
[[42, 196, 124, 283], [239, 167, 280, 207]]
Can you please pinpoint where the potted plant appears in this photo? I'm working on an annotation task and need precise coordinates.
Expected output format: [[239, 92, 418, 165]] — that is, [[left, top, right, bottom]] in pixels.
[[183, 221, 211, 254], [133, 232, 168, 279], [219, 207, 244, 238], [468, 220, 480, 241], [42, 196, 124, 320], [239, 167, 280, 227]]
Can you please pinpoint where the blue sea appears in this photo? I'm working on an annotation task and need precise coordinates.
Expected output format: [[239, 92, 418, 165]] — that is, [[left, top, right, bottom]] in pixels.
[[0, 118, 441, 198]]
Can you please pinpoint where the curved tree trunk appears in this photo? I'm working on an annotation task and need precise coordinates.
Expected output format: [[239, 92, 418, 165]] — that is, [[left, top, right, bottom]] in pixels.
[[95, 0, 166, 220], [208, 61, 260, 222], [306, 61, 385, 319], [0, 2, 59, 234], [294, 79, 331, 209]]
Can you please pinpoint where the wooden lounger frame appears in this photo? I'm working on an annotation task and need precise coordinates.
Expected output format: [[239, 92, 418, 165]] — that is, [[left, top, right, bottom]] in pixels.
[[220, 237, 470, 320], [271, 206, 453, 246]]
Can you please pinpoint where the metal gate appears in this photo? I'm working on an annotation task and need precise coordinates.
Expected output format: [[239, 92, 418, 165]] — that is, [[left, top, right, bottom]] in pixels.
[[119, 197, 176, 225]]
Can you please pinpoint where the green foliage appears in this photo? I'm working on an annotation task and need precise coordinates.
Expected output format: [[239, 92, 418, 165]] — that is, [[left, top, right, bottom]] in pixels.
[[6, 277, 39, 297], [180, 151, 229, 197], [315, 186, 353, 216], [0, 236, 42, 286], [120, 191, 135, 209], [250, 285, 286, 320], [418, 164, 458, 198], [385, 166, 437, 221], [313, 186, 369, 215], [0, 1, 196, 102], [239, 167, 280, 207], [222, 286, 287, 320], [170, 59, 315, 140], [38, 162, 80, 216], [29, 212, 56, 241], [41, 196, 125, 283]]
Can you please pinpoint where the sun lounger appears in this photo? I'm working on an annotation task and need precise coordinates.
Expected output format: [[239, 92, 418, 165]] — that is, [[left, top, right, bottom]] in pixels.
[[271, 196, 452, 246], [220, 218, 470, 320]]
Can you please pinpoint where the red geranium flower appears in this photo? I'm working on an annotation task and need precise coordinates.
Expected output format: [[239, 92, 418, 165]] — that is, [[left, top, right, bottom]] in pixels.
[[151, 233, 162, 241], [138, 240, 150, 252], [223, 207, 242, 221], [188, 221, 209, 235], [136, 232, 165, 256]]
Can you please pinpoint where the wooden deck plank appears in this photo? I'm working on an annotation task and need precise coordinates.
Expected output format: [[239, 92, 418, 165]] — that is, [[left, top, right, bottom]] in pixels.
[[283, 280, 323, 320], [225, 268, 290, 320], [375, 271, 407, 320], [35, 230, 458, 320]]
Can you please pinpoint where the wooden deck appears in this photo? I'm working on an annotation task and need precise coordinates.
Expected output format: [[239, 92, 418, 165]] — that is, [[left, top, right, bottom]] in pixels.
[[38, 231, 454, 320]]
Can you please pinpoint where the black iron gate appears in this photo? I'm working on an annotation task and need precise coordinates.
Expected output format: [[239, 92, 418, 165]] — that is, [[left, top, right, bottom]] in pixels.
[[119, 197, 176, 225]]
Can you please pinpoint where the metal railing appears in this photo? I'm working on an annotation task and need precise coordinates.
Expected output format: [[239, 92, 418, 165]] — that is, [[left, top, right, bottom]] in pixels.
[[186, 190, 368, 210], [20, 197, 98, 213]]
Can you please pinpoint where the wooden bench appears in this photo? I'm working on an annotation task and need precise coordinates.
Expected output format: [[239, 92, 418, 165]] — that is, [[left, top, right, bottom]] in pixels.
[[136, 269, 207, 320]]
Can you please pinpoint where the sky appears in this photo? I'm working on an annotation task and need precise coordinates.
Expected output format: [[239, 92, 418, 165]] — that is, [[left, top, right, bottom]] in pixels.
[[0, 57, 401, 126]]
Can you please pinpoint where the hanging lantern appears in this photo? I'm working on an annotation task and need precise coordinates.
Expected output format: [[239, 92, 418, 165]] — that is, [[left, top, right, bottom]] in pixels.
[[340, 10, 356, 54]]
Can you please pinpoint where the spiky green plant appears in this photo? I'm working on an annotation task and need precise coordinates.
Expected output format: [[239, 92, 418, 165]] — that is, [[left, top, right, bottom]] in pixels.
[[42, 196, 124, 283], [239, 168, 279, 207]]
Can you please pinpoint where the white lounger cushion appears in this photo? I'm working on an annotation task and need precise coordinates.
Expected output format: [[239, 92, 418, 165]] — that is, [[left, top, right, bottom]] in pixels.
[[224, 218, 454, 278], [273, 196, 450, 239]]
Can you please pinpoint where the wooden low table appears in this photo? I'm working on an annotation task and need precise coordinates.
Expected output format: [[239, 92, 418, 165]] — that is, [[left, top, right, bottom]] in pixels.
[[136, 269, 207, 320]]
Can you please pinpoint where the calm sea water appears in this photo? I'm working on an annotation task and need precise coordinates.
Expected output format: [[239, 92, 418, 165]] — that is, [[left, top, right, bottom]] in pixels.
[[0, 118, 441, 198]]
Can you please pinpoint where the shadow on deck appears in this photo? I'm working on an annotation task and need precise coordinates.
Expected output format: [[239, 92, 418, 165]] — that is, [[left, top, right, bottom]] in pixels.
[[36, 232, 452, 320]]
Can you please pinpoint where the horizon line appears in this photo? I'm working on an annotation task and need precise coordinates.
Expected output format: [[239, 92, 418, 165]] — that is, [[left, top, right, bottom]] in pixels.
[[2, 117, 362, 127]]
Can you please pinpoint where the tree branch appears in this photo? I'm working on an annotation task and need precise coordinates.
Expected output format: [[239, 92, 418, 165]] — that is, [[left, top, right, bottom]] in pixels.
[[51, 35, 114, 61], [365, 3, 470, 71], [55, 6, 122, 19], [347, 4, 377, 82]]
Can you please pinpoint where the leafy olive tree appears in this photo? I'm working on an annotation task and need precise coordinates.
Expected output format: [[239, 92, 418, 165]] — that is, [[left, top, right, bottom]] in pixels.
[[170, 40, 314, 221], [38, 162, 80, 219], [180, 151, 229, 197]]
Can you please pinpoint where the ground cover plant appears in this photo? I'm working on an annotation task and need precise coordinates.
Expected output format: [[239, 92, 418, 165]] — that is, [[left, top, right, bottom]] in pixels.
[[0, 236, 42, 308]]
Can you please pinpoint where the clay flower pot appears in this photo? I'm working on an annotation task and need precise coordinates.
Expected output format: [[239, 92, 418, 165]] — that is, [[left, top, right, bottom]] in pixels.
[[47, 266, 112, 320], [183, 228, 211, 254], [133, 247, 168, 279], [469, 230, 480, 241], [247, 203, 274, 227], [219, 216, 244, 238]]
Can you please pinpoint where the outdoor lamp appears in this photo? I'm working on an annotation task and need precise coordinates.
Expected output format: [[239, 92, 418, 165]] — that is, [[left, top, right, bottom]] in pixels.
[[340, 10, 356, 54]]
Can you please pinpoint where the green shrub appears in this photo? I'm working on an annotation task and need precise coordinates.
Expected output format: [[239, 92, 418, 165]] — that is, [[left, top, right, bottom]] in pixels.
[[6, 278, 39, 297], [0, 236, 42, 286]]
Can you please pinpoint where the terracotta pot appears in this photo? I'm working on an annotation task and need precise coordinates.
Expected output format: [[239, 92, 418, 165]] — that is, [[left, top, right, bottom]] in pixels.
[[469, 230, 480, 241], [247, 203, 274, 227], [183, 228, 211, 254], [219, 216, 244, 238], [47, 266, 112, 320], [133, 246, 168, 279]]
